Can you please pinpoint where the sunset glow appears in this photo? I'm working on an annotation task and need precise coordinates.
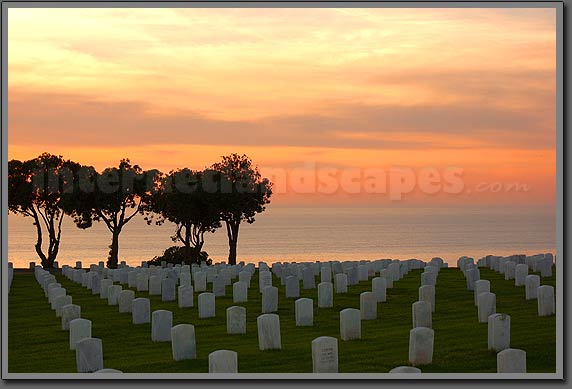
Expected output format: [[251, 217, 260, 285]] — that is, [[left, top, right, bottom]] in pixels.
[[8, 7, 557, 206]]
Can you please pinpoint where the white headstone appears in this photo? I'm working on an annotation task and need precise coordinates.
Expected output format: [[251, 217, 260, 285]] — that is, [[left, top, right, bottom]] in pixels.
[[514, 264, 528, 286], [504, 262, 516, 280], [334, 273, 348, 294], [421, 272, 437, 287], [233, 281, 248, 303], [412, 301, 432, 329], [477, 292, 496, 323], [45, 280, 59, 297], [540, 257, 553, 278], [389, 366, 422, 373], [132, 298, 150, 324], [178, 285, 194, 308], [497, 348, 526, 373], [171, 324, 196, 361], [320, 267, 332, 283], [99, 279, 113, 299], [161, 278, 176, 302], [303, 268, 315, 289], [465, 268, 478, 290], [312, 336, 338, 373], [419, 285, 435, 313], [213, 276, 226, 297], [198, 292, 216, 319], [380, 269, 393, 288], [226, 306, 247, 335], [152, 310, 173, 342], [55, 295, 73, 317], [525, 275, 540, 300], [488, 313, 510, 352], [259, 271, 272, 293], [62, 304, 81, 330], [238, 271, 252, 288], [285, 276, 300, 298], [537, 285, 555, 316], [339, 308, 361, 341], [49, 288, 67, 309], [388, 262, 401, 281], [318, 282, 333, 308], [136, 273, 149, 292], [95, 369, 122, 373], [208, 350, 238, 373], [295, 298, 313, 327], [262, 286, 278, 313], [194, 272, 207, 292], [76, 338, 103, 373], [69, 318, 91, 350], [179, 272, 192, 288], [118, 290, 135, 313], [257, 313, 281, 350], [474, 280, 491, 306], [360, 292, 377, 320], [372, 277, 387, 302], [408, 327, 434, 366], [107, 285, 122, 306]]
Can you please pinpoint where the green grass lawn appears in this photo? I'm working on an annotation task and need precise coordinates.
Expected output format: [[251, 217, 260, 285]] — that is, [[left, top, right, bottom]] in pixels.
[[8, 265, 556, 373]]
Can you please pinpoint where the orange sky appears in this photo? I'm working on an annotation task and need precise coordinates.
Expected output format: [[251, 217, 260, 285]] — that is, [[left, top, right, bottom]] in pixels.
[[7, 8, 557, 206]]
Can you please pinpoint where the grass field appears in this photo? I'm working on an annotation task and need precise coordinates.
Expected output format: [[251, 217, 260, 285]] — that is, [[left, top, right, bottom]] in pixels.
[[8, 265, 556, 373]]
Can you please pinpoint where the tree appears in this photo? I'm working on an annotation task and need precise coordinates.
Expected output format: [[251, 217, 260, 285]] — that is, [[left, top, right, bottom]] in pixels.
[[210, 154, 272, 265], [8, 153, 81, 268], [64, 159, 159, 269], [146, 168, 221, 263]]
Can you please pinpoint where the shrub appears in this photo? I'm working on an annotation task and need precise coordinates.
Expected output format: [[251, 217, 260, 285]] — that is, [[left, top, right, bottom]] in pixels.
[[147, 246, 212, 266]]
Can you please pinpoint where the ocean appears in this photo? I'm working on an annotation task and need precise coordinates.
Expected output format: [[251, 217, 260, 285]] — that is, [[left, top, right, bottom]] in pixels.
[[7, 206, 556, 268]]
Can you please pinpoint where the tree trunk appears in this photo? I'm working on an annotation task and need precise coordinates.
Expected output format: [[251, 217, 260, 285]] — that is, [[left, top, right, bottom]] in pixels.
[[31, 213, 52, 268], [47, 251, 58, 269], [107, 230, 120, 269], [226, 220, 240, 265], [183, 244, 193, 263], [33, 223, 49, 268], [192, 242, 204, 263], [228, 239, 237, 265]]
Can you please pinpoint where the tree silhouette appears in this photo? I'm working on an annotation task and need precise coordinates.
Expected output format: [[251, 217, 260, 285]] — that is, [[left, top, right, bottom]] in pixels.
[[145, 168, 221, 263], [211, 154, 272, 265], [8, 153, 81, 268], [64, 159, 159, 269]]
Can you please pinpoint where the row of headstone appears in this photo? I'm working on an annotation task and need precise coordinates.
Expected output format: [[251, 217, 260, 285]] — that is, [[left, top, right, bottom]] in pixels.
[[471, 253, 555, 317], [65, 267, 234, 373], [34, 267, 118, 373], [268, 258, 429, 295], [65, 261, 250, 298], [459, 257, 529, 372], [460, 263, 498, 323], [66, 262, 240, 372], [63, 263, 208, 318], [477, 253, 553, 278]]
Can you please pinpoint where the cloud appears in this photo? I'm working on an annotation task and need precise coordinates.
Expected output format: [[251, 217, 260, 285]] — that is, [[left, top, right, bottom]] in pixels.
[[8, 90, 555, 151]]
